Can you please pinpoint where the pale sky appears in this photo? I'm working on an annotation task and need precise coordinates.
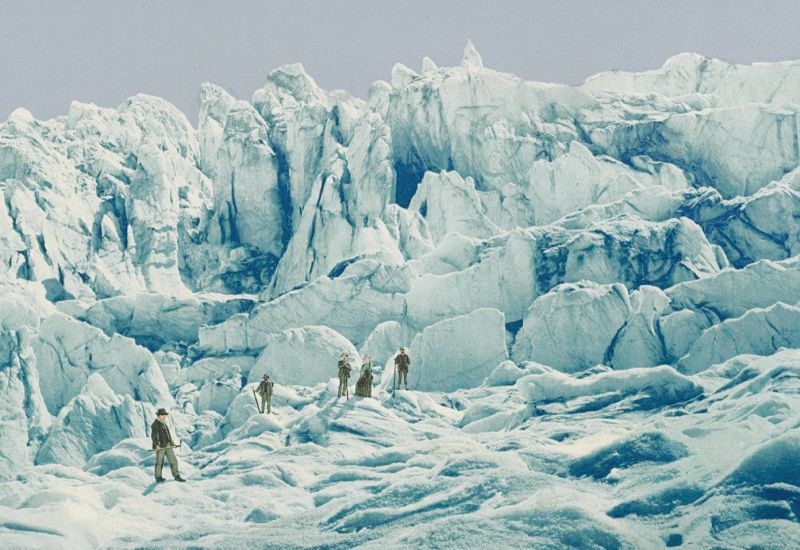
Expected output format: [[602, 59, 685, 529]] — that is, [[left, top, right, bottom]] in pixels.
[[2, 0, 799, 123]]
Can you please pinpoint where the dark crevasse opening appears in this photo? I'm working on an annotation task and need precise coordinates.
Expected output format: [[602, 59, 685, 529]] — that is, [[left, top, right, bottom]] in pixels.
[[274, 146, 294, 251], [393, 153, 427, 209]]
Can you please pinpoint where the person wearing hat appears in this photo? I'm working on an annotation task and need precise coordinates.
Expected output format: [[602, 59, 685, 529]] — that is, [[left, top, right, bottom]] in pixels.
[[394, 347, 411, 390], [256, 374, 274, 414], [150, 408, 185, 483], [337, 352, 352, 398], [354, 355, 374, 398]]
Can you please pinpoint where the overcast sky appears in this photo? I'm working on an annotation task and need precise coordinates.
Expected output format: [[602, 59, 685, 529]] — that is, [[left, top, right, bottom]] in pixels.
[[2, 1, 799, 123]]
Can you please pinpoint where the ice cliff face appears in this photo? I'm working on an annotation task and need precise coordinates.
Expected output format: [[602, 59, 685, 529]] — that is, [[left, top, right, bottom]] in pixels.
[[2, 45, 800, 548]]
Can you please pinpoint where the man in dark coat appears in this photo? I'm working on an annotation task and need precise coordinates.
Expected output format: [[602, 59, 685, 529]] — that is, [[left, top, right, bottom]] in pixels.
[[151, 408, 185, 482], [256, 374, 274, 414], [338, 353, 352, 398], [395, 347, 410, 390]]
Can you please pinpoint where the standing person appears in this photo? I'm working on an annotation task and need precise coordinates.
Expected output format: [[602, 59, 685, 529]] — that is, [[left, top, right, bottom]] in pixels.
[[256, 374, 274, 414], [151, 408, 185, 483], [354, 355, 373, 398], [395, 347, 411, 390], [337, 353, 352, 398]]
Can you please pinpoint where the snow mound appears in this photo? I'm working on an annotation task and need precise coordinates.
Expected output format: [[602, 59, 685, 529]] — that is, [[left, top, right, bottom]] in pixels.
[[723, 431, 800, 487], [516, 365, 702, 406], [569, 431, 689, 480]]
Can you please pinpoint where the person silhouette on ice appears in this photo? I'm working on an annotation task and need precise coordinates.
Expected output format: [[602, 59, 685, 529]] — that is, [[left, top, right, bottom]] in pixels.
[[338, 353, 352, 398], [355, 355, 373, 398], [395, 347, 410, 390], [256, 374, 274, 414], [151, 408, 185, 483]]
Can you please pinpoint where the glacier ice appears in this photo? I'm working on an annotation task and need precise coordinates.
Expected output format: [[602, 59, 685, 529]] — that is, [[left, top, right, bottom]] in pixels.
[[2, 45, 800, 548], [512, 281, 632, 371]]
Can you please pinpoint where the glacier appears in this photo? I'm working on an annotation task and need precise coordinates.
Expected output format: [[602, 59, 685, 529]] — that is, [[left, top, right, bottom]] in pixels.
[[1, 44, 800, 548]]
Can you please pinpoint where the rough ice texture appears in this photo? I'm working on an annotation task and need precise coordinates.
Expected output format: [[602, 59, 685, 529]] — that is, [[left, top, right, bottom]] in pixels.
[[402, 307, 508, 392], [249, 325, 360, 386], [512, 281, 632, 371], [2, 47, 800, 548]]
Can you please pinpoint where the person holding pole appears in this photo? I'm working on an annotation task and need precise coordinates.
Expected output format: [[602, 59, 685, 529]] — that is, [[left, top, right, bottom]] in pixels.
[[151, 408, 185, 483], [256, 374, 274, 413], [338, 353, 352, 398]]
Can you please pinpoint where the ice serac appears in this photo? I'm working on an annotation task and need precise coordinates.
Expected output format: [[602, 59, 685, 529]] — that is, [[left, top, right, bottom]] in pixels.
[[384, 42, 594, 230], [59, 292, 255, 349], [36, 373, 150, 468], [249, 325, 360, 387], [201, 90, 284, 255], [360, 320, 416, 367], [406, 230, 539, 328], [195, 370, 242, 415], [666, 257, 800, 319], [512, 281, 632, 371], [681, 183, 800, 267], [527, 141, 687, 225], [197, 260, 410, 354], [461, 41, 484, 69], [678, 302, 800, 374], [0, 327, 51, 480], [402, 307, 507, 392], [608, 286, 671, 370], [409, 170, 500, 242], [33, 312, 171, 414], [591, 101, 799, 199], [0, 95, 214, 298], [246, 63, 406, 297], [584, 53, 800, 107]]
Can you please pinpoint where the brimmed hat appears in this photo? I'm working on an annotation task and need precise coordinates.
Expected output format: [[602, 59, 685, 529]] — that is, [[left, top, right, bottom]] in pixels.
[[341, 352, 349, 357], [262, 374, 270, 378], [399, 346, 406, 351], [156, 408, 169, 416]]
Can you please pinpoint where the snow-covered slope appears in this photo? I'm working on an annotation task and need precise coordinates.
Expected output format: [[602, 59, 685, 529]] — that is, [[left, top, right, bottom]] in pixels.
[[2, 45, 800, 549]]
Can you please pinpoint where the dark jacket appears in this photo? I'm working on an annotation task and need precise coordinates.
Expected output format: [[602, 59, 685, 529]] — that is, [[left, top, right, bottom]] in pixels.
[[151, 419, 174, 449], [257, 379, 274, 397], [338, 359, 351, 379], [395, 353, 411, 371]]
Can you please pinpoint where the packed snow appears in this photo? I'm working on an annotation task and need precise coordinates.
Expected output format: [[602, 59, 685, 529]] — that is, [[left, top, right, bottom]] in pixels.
[[2, 44, 800, 548]]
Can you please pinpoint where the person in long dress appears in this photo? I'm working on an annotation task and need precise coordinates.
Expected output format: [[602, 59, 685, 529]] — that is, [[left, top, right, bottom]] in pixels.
[[354, 355, 374, 398]]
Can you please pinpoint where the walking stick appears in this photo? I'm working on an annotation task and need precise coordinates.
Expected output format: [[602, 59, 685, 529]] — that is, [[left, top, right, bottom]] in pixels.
[[252, 387, 262, 413], [153, 443, 183, 452], [392, 362, 397, 398], [346, 373, 350, 400]]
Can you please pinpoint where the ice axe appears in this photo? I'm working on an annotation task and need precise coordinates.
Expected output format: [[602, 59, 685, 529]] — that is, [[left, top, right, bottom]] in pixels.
[[153, 443, 182, 451], [252, 386, 263, 413]]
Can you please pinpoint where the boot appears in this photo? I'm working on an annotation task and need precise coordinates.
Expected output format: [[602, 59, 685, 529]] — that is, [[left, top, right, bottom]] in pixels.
[[174, 475, 186, 482], [155, 476, 166, 483]]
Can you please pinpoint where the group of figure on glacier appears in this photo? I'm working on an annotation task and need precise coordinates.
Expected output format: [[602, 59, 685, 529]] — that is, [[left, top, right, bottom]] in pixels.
[[147, 347, 412, 483], [336, 346, 411, 398]]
